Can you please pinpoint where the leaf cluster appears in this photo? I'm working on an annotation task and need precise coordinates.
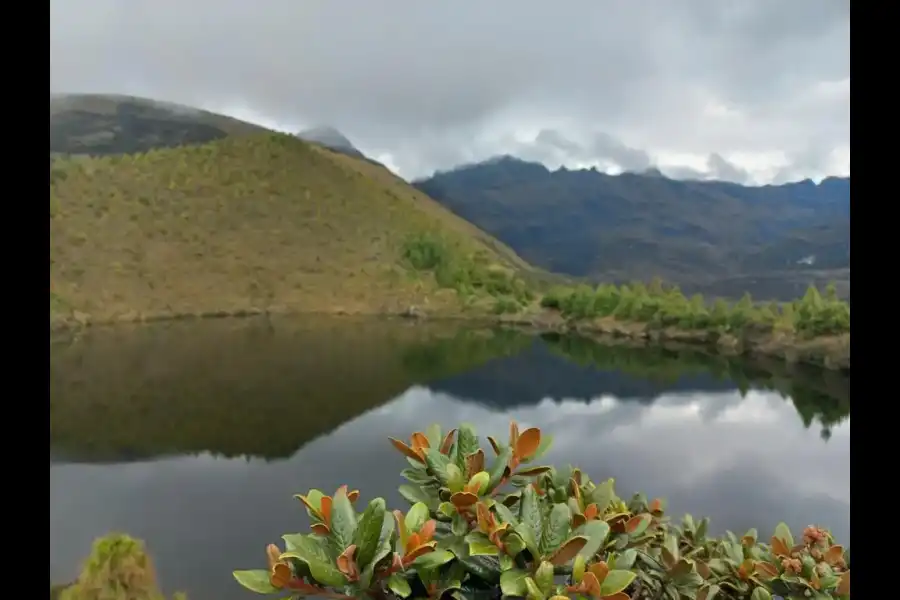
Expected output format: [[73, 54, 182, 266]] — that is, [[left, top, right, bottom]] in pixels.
[[234, 421, 849, 599]]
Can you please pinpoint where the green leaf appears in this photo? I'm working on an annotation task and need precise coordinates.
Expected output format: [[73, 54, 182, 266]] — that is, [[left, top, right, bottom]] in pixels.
[[400, 468, 433, 485], [451, 512, 469, 536], [589, 478, 615, 515], [445, 463, 466, 493], [398, 484, 433, 507], [467, 471, 490, 495], [330, 486, 357, 551], [514, 523, 540, 561], [353, 498, 386, 569], [696, 517, 709, 541], [610, 548, 637, 570], [487, 446, 512, 492], [466, 533, 499, 556], [232, 570, 278, 594], [387, 573, 412, 598], [460, 555, 502, 583], [524, 576, 543, 599], [413, 549, 456, 570], [531, 433, 554, 461], [534, 561, 554, 594], [774, 522, 795, 548], [540, 503, 571, 555], [358, 512, 395, 589], [425, 423, 443, 449], [405, 502, 431, 534], [425, 448, 456, 487], [282, 533, 307, 552], [499, 568, 529, 597], [576, 520, 611, 559], [515, 465, 553, 477], [600, 569, 637, 596], [493, 502, 517, 526], [519, 484, 544, 547], [504, 532, 527, 557], [281, 537, 347, 588], [750, 587, 773, 600], [456, 423, 479, 468]]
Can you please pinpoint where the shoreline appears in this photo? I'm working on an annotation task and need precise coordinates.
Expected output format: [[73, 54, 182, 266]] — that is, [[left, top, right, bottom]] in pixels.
[[50, 305, 850, 373]]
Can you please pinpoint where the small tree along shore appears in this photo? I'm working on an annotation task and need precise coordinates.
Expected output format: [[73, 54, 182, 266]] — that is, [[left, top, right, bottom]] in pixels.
[[401, 231, 849, 340], [234, 421, 850, 599]]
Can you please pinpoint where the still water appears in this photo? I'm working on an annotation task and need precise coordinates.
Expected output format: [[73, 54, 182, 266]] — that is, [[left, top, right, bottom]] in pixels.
[[50, 317, 850, 599]]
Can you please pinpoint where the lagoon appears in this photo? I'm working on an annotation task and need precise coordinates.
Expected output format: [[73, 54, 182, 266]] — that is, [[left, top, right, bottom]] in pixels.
[[49, 317, 849, 600]]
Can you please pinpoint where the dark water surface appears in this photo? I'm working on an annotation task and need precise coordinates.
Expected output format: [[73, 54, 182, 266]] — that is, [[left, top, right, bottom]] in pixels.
[[50, 317, 850, 599]]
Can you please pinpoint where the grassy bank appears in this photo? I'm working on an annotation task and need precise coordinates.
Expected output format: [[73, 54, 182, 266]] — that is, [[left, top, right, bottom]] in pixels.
[[390, 239, 850, 371], [502, 281, 850, 371]]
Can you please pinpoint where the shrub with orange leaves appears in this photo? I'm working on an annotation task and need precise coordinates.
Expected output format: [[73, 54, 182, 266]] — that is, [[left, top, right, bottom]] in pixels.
[[233, 421, 849, 600]]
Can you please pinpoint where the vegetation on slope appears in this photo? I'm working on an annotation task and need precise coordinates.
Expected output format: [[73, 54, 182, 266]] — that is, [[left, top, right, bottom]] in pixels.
[[49, 131, 530, 322], [415, 156, 850, 299], [540, 280, 849, 338]]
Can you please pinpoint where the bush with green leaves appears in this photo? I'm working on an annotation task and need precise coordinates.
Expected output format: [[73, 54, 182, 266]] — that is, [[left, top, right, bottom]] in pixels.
[[57, 533, 187, 600], [234, 421, 850, 599], [401, 233, 533, 309], [541, 279, 849, 338]]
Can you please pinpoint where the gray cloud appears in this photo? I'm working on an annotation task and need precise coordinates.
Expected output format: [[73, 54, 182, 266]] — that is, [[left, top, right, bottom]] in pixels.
[[50, 0, 849, 183]]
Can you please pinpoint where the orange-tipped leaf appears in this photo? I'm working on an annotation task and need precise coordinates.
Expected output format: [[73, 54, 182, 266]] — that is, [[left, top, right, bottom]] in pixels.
[[515, 428, 542, 460], [770, 535, 791, 557], [439, 429, 457, 455], [389, 438, 425, 463], [549, 537, 588, 565], [450, 491, 479, 510], [419, 519, 437, 542]]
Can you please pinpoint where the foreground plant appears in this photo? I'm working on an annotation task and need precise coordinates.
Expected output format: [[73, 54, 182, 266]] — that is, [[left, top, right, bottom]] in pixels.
[[58, 533, 187, 600], [234, 421, 850, 599]]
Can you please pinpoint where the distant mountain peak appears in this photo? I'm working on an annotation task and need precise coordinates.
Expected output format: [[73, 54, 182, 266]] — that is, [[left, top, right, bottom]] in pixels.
[[296, 126, 364, 158]]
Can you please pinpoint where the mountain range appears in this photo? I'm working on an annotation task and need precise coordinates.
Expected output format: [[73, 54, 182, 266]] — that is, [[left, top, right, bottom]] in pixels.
[[414, 157, 849, 299], [49, 94, 850, 301]]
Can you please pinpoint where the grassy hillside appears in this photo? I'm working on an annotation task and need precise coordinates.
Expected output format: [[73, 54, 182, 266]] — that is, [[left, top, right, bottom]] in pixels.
[[415, 157, 850, 300], [49, 130, 533, 322]]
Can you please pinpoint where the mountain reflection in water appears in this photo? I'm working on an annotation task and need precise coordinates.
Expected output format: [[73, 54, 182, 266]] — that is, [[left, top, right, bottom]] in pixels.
[[50, 317, 849, 600]]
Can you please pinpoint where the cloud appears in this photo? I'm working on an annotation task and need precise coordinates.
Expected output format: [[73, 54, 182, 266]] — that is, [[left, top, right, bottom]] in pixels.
[[50, 0, 849, 183]]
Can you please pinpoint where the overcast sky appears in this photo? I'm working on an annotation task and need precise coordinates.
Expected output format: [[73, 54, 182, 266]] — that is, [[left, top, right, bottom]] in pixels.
[[50, 0, 849, 184]]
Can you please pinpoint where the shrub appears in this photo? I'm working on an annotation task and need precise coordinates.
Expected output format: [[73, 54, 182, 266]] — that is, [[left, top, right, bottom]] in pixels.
[[58, 533, 186, 600], [401, 233, 532, 308], [541, 280, 850, 338], [234, 421, 850, 599], [402, 233, 450, 271]]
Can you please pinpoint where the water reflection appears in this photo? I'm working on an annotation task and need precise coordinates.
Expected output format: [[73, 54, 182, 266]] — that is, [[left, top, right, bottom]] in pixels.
[[49, 317, 849, 600]]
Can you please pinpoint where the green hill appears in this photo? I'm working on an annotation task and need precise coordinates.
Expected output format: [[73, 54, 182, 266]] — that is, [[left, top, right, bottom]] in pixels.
[[50, 116, 534, 323]]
